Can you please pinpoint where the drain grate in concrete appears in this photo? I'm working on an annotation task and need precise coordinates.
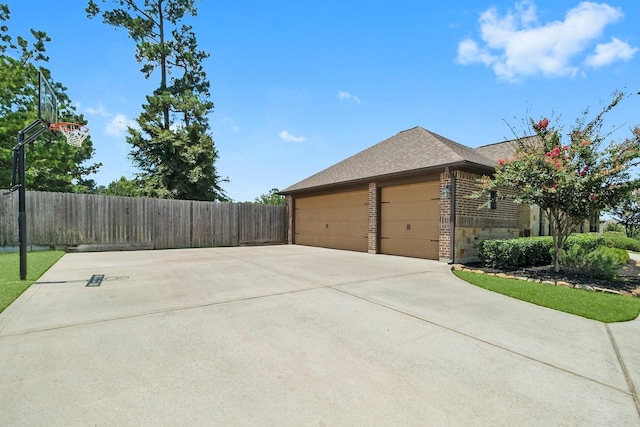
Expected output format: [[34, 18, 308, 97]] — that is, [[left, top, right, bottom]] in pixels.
[[86, 274, 105, 287]]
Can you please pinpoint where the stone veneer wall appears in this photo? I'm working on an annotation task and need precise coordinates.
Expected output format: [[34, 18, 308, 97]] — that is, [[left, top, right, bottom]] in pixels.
[[453, 170, 520, 263]]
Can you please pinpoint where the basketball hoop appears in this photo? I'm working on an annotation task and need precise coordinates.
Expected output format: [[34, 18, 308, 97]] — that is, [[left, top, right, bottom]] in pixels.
[[49, 122, 89, 147]]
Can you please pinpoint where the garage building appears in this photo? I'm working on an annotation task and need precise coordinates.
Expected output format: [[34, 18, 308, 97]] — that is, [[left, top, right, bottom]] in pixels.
[[281, 126, 534, 263]]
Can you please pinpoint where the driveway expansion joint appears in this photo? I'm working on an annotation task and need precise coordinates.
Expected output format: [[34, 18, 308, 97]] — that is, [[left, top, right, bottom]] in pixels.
[[330, 285, 633, 398], [606, 323, 640, 417]]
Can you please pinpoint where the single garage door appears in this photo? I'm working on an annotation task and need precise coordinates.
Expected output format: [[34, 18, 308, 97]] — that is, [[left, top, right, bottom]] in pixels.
[[295, 190, 368, 252], [380, 181, 440, 259]]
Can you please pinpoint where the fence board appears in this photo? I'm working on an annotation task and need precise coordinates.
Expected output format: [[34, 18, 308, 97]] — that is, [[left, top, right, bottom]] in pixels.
[[0, 191, 287, 251]]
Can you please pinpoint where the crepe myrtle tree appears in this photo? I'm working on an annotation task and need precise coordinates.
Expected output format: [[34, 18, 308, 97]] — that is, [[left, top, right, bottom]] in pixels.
[[475, 92, 640, 272]]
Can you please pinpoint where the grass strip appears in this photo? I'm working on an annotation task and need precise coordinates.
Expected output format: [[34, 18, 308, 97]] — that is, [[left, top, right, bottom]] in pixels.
[[453, 270, 640, 323], [0, 251, 65, 313]]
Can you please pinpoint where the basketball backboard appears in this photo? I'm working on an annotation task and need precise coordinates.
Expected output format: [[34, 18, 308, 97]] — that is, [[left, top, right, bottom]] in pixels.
[[38, 71, 57, 126]]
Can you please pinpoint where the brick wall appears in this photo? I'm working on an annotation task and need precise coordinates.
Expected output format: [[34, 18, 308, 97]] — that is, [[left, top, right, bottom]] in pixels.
[[286, 169, 537, 263], [453, 170, 520, 263], [439, 172, 452, 261], [367, 182, 378, 254], [286, 195, 294, 244]]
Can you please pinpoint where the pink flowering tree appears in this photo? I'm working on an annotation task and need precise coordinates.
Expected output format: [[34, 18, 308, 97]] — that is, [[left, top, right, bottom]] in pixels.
[[477, 93, 640, 272]]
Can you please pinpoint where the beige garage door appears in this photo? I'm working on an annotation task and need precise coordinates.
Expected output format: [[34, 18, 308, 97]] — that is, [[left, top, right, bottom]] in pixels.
[[380, 181, 440, 259], [295, 190, 368, 252]]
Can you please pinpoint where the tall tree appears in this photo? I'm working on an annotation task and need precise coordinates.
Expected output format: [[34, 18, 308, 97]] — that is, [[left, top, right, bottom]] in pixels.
[[476, 93, 640, 272], [86, 0, 227, 201], [607, 190, 640, 238], [0, 4, 100, 193]]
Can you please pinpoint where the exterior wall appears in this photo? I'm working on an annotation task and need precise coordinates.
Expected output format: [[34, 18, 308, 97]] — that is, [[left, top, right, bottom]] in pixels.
[[286, 195, 294, 244], [519, 204, 549, 237], [287, 169, 547, 264], [453, 170, 520, 263], [367, 182, 378, 254], [438, 172, 452, 262]]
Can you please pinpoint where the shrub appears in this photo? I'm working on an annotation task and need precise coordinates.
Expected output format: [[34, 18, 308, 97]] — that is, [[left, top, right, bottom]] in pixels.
[[478, 237, 553, 270], [478, 232, 632, 274], [565, 233, 605, 253], [604, 222, 624, 233], [561, 245, 626, 280], [602, 231, 640, 252]]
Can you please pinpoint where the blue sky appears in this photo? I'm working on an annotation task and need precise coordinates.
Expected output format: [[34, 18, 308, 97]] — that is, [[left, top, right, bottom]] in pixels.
[[7, 0, 640, 201]]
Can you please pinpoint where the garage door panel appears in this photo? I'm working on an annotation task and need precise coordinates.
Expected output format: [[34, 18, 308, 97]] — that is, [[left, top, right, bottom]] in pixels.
[[381, 238, 439, 259], [380, 181, 440, 260], [382, 204, 438, 221], [381, 182, 439, 202], [380, 220, 439, 239], [295, 190, 368, 252]]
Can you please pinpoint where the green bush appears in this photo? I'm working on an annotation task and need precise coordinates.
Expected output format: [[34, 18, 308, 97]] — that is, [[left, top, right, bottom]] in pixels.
[[478, 232, 633, 274], [604, 222, 625, 233], [478, 237, 553, 269], [562, 245, 626, 280], [602, 231, 640, 252], [565, 233, 605, 253]]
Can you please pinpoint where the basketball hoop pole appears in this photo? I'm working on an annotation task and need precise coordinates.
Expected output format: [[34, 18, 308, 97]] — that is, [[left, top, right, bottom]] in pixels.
[[11, 119, 49, 280]]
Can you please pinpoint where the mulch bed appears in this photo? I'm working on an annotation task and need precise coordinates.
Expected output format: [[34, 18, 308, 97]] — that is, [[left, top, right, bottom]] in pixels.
[[462, 259, 640, 294]]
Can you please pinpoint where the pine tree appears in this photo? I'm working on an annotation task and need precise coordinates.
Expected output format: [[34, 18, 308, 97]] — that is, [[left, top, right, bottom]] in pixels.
[[87, 0, 227, 201]]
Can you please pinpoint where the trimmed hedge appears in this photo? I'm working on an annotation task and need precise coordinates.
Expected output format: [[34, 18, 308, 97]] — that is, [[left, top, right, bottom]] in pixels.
[[478, 237, 553, 270], [478, 232, 636, 274], [602, 232, 640, 252]]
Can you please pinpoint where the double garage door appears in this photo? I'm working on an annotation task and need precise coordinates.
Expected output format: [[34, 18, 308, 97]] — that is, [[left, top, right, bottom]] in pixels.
[[294, 181, 440, 259]]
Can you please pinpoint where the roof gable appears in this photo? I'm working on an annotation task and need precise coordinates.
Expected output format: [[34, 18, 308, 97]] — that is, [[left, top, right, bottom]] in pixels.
[[282, 126, 498, 193]]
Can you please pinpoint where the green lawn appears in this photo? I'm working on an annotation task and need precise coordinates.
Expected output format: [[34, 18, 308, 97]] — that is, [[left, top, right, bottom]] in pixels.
[[0, 251, 65, 313], [454, 270, 640, 323]]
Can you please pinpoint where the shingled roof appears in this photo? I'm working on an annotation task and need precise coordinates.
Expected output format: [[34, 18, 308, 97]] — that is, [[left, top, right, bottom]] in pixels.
[[282, 126, 500, 193]]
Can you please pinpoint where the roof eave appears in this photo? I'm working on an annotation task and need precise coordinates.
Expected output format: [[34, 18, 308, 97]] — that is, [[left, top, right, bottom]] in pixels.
[[280, 161, 496, 195]]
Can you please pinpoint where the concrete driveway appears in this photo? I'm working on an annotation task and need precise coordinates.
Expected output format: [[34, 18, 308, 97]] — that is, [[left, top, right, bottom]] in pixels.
[[0, 245, 638, 426]]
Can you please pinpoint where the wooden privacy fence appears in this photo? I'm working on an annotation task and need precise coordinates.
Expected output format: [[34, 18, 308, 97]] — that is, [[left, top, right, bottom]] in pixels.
[[0, 191, 288, 251]]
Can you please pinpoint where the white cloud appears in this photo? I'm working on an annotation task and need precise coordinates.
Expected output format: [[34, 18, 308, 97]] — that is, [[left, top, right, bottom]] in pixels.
[[457, 1, 635, 81], [338, 90, 361, 103], [106, 113, 135, 137], [221, 116, 240, 132], [84, 103, 111, 117], [279, 130, 305, 143], [585, 37, 639, 67]]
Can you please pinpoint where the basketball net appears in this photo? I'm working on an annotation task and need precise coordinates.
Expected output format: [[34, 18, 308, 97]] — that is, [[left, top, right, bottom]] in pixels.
[[49, 122, 89, 147]]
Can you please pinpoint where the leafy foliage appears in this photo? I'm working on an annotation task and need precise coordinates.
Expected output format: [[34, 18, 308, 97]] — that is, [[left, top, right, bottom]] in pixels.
[[87, 0, 227, 201], [561, 245, 627, 280], [602, 231, 640, 252], [475, 93, 640, 272], [564, 233, 604, 253], [253, 188, 285, 205], [607, 190, 640, 238], [94, 176, 142, 197], [479, 232, 635, 280], [0, 5, 100, 193], [478, 237, 553, 270]]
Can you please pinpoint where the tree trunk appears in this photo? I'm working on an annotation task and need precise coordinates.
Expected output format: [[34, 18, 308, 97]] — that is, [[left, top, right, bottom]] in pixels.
[[158, 1, 170, 130], [547, 208, 562, 273]]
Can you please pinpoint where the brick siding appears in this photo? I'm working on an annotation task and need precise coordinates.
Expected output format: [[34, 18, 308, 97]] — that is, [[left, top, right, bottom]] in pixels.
[[367, 182, 378, 254], [439, 172, 452, 261]]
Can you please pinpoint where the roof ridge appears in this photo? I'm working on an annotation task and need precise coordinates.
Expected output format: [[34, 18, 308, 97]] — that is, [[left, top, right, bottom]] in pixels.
[[281, 126, 499, 193]]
